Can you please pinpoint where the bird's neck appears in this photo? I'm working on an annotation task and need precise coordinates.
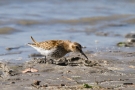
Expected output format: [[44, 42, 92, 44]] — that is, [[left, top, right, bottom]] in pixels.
[[63, 41, 72, 52]]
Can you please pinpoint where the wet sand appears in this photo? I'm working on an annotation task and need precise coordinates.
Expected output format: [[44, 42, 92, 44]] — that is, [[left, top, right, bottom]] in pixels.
[[0, 51, 135, 90]]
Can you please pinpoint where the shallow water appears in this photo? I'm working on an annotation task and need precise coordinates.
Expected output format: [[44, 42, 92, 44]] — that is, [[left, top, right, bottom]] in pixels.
[[0, 0, 135, 62]]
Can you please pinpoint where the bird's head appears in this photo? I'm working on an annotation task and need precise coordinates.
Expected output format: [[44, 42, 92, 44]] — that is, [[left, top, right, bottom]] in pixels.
[[70, 42, 88, 60]]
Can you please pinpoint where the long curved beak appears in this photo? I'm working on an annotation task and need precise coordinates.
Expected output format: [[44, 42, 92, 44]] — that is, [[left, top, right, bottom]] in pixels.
[[78, 49, 88, 60]]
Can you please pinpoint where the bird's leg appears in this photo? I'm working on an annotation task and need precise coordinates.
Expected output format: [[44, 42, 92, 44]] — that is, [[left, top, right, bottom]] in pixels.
[[44, 56, 47, 63], [49, 59, 54, 64], [39, 56, 47, 63], [54, 57, 68, 65], [44, 56, 54, 64]]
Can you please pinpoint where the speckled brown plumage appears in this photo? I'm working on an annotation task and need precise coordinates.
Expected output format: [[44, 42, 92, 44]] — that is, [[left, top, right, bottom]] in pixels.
[[28, 36, 88, 60]]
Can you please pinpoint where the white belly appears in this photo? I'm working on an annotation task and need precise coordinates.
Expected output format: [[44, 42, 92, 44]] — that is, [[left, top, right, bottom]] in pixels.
[[30, 45, 68, 59], [32, 46, 55, 56]]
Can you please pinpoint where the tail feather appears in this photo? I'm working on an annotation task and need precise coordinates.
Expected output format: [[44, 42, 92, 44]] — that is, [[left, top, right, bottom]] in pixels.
[[31, 36, 37, 43]]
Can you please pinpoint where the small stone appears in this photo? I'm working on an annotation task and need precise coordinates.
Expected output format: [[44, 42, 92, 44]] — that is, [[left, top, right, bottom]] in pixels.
[[6, 48, 12, 50], [61, 84, 65, 86], [33, 80, 41, 85], [67, 70, 71, 73], [42, 84, 48, 87], [123, 83, 133, 85], [11, 82, 15, 84]]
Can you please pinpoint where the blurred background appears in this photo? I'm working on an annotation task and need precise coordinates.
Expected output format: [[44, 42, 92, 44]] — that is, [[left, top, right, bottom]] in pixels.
[[0, 0, 135, 63]]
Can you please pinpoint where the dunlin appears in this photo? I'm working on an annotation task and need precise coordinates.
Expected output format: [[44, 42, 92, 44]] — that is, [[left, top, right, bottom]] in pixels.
[[28, 36, 88, 63]]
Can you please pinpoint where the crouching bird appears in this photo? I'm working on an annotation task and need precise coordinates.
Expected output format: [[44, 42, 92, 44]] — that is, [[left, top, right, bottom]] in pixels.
[[28, 36, 88, 63]]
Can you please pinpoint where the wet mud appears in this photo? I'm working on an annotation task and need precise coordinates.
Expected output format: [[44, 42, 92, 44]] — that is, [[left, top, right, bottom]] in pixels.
[[0, 51, 135, 90]]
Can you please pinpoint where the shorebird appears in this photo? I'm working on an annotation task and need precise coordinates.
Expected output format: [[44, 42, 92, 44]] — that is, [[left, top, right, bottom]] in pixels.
[[28, 36, 88, 63]]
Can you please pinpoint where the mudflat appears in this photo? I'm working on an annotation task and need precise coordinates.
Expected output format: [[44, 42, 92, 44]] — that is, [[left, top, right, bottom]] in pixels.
[[0, 50, 135, 90]]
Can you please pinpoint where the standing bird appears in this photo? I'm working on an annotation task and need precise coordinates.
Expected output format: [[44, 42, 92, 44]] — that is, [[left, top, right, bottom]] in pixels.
[[28, 36, 88, 63]]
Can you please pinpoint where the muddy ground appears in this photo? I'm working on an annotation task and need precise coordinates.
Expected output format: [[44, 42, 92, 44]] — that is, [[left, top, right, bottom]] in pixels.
[[0, 50, 135, 90]]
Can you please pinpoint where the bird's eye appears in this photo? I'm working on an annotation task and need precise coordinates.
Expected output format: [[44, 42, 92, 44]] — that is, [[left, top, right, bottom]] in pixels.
[[76, 46, 80, 49]]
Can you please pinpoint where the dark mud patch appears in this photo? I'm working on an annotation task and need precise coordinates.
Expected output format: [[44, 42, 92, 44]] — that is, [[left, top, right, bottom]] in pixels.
[[124, 17, 135, 24], [37, 14, 132, 26], [6, 46, 24, 51], [16, 19, 42, 26], [65, 21, 125, 37], [53, 14, 131, 25], [0, 27, 18, 34], [95, 31, 122, 37], [125, 33, 135, 38]]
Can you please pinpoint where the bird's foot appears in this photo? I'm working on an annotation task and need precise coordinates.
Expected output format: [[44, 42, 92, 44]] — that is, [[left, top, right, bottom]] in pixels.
[[37, 58, 46, 63], [54, 57, 68, 66], [46, 59, 54, 64]]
